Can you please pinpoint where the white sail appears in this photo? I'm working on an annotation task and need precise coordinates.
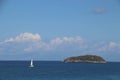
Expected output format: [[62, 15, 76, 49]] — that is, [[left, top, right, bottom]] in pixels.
[[29, 59, 34, 67]]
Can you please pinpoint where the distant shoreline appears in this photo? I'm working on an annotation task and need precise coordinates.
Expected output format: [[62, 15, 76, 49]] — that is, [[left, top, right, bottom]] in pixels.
[[0, 60, 119, 63]]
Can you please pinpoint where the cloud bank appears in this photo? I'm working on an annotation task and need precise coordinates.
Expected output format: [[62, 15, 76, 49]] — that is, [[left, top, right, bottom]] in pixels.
[[0, 32, 120, 56]]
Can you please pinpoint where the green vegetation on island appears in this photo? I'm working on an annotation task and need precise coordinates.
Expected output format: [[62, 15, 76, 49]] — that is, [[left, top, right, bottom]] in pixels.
[[64, 55, 106, 63]]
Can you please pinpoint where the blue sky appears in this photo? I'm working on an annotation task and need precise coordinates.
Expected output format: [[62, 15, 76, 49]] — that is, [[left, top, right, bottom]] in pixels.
[[0, 0, 120, 61]]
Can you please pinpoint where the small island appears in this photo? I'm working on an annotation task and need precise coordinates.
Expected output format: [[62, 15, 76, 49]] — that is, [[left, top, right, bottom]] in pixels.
[[64, 55, 106, 63]]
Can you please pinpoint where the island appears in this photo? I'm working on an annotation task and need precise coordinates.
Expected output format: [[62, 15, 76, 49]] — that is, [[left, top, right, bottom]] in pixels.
[[64, 55, 106, 63]]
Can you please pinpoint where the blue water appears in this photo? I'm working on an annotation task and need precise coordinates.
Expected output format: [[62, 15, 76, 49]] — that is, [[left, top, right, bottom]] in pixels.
[[0, 61, 120, 80]]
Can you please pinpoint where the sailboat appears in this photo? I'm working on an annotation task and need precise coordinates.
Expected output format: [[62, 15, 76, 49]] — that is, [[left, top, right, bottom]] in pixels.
[[29, 59, 34, 67]]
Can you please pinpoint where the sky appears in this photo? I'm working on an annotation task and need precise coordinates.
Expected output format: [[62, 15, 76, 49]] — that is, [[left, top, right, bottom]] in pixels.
[[0, 0, 120, 61]]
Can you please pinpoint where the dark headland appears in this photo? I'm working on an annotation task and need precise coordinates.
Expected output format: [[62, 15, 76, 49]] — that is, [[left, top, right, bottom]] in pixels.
[[64, 55, 106, 63]]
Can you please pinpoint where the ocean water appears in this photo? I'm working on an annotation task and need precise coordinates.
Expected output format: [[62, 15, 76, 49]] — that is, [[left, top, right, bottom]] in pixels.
[[0, 61, 120, 80]]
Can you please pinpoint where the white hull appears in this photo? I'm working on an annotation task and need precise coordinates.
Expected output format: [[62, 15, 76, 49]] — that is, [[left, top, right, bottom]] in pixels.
[[29, 65, 34, 67]]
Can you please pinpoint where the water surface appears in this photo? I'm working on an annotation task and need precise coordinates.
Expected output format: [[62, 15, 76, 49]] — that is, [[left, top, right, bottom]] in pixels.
[[0, 61, 120, 80]]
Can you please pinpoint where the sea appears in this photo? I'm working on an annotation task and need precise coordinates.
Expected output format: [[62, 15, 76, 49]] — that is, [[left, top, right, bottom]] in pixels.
[[0, 61, 120, 80]]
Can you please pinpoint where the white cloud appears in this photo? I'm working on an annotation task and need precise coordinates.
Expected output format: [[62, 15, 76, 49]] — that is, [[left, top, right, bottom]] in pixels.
[[3, 32, 41, 43], [24, 41, 50, 52], [94, 8, 105, 14], [107, 42, 120, 52], [0, 33, 86, 53], [0, 32, 120, 54], [89, 41, 120, 52], [108, 42, 119, 49], [24, 46, 33, 52], [50, 36, 83, 45], [49, 36, 85, 50]]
